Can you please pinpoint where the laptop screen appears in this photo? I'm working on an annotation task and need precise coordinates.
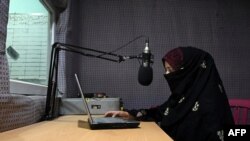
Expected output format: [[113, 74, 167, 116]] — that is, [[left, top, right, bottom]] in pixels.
[[74, 74, 140, 129], [74, 74, 94, 123]]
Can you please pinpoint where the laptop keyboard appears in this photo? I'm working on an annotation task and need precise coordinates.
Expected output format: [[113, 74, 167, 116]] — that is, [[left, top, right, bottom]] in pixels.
[[93, 117, 127, 123]]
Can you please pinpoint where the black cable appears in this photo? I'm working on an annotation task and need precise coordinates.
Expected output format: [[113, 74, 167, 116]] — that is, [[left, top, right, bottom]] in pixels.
[[97, 35, 148, 57]]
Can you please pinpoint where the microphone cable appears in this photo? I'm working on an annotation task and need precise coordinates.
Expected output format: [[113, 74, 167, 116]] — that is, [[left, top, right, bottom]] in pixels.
[[97, 35, 149, 58]]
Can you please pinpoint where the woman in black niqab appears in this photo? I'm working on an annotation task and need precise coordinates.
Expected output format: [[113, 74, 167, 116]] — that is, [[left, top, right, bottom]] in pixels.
[[132, 47, 234, 141], [105, 47, 234, 141]]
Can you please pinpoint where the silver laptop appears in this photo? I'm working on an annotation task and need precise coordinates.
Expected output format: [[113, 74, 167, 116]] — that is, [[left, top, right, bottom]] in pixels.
[[74, 74, 140, 129]]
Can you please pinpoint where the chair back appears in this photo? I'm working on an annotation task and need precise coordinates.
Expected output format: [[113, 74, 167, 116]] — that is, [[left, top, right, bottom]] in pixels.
[[229, 99, 250, 125]]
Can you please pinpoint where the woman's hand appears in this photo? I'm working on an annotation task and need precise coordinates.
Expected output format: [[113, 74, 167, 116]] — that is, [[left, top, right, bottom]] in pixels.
[[104, 111, 135, 120]]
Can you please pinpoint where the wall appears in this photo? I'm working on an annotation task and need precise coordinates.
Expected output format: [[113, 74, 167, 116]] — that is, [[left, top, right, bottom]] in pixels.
[[57, 0, 250, 109]]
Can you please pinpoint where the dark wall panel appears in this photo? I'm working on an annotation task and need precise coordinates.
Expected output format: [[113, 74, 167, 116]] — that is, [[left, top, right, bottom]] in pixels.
[[56, 0, 250, 109]]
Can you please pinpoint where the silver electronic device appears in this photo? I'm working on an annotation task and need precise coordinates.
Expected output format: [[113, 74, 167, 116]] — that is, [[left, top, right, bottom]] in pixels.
[[74, 73, 140, 129]]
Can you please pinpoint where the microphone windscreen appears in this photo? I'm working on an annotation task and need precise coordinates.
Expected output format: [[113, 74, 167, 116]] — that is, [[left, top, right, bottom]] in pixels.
[[138, 66, 153, 86]]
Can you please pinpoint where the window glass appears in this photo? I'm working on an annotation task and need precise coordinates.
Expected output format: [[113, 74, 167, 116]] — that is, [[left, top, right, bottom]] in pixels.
[[6, 0, 49, 85]]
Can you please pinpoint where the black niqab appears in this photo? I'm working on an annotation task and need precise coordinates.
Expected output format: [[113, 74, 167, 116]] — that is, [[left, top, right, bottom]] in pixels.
[[161, 47, 234, 140], [129, 47, 234, 141]]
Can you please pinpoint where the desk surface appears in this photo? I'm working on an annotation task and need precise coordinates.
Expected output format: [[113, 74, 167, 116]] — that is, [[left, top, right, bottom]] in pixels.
[[0, 115, 173, 141]]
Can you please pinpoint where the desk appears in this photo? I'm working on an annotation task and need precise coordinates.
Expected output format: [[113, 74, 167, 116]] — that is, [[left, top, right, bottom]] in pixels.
[[0, 115, 173, 141]]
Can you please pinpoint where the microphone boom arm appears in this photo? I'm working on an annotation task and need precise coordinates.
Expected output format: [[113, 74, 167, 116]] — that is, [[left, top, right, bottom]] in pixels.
[[44, 42, 142, 119]]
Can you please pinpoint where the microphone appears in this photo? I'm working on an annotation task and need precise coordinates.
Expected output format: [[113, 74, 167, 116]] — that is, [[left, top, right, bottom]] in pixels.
[[138, 39, 153, 86]]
